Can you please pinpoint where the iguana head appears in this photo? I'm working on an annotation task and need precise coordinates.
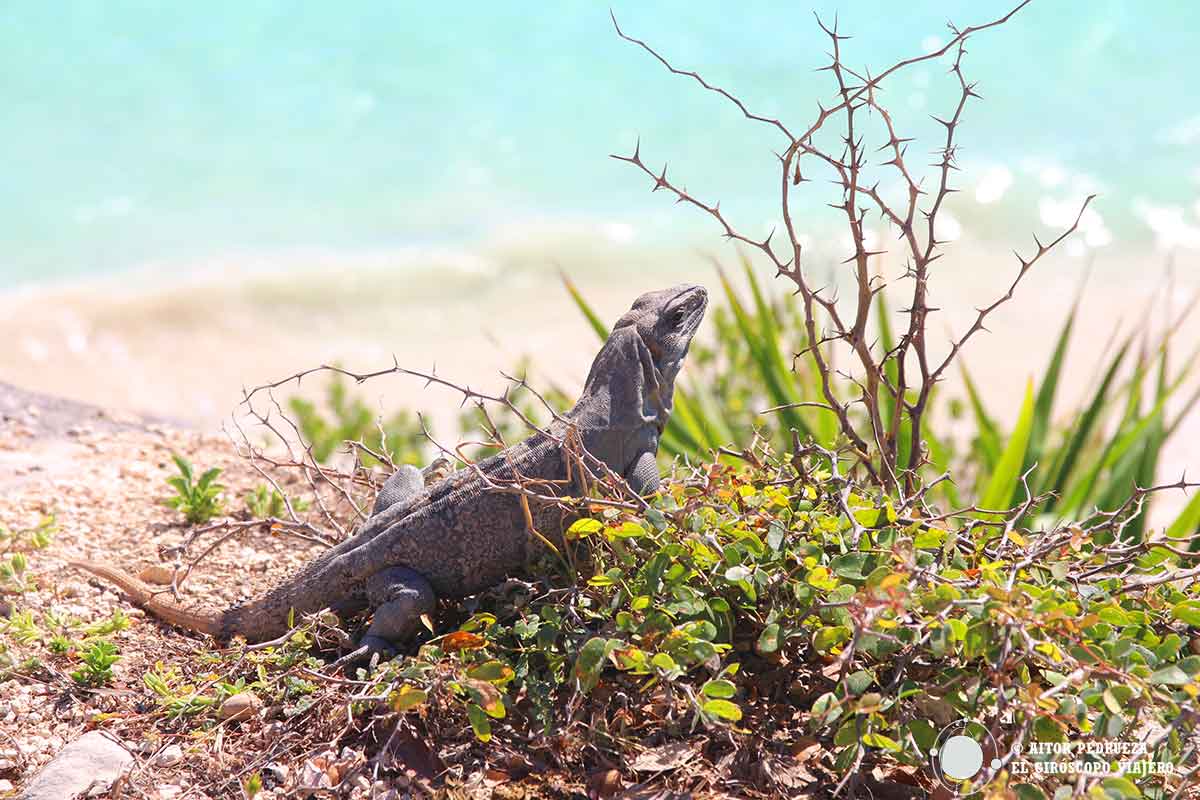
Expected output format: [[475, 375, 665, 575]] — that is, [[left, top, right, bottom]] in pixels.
[[612, 283, 708, 391], [572, 284, 707, 485]]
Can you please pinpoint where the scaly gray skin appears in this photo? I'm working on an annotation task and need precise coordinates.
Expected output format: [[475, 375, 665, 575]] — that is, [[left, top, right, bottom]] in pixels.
[[70, 284, 708, 661]]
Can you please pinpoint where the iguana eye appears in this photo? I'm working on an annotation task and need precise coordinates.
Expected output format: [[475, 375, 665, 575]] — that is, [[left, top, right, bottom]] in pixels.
[[671, 308, 687, 325]]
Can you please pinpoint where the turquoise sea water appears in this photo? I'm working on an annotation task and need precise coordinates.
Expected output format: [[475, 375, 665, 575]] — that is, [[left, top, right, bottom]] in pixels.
[[2, 1, 1198, 288]]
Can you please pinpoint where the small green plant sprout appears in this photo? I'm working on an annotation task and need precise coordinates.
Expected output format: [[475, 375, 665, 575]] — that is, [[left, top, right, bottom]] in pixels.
[[0, 514, 57, 551], [81, 608, 131, 638], [242, 773, 263, 800], [2, 609, 43, 645], [0, 551, 32, 594], [0, 515, 57, 594], [71, 639, 120, 686], [142, 661, 220, 718], [244, 483, 309, 519], [165, 453, 225, 524], [47, 633, 74, 655]]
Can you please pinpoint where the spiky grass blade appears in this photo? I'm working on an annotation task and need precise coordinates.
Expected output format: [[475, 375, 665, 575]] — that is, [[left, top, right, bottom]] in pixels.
[[561, 273, 610, 341], [1024, 302, 1077, 490], [980, 379, 1035, 513], [1169, 491, 1200, 552], [1041, 338, 1132, 512], [960, 361, 1002, 473], [718, 269, 811, 441]]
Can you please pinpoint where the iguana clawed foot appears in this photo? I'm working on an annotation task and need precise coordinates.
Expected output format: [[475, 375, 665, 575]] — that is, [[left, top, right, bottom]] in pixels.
[[329, 634, 397, 673], [329, 565, 437, 673]]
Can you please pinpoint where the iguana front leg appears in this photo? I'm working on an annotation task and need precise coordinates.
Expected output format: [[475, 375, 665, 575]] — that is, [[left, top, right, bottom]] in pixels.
[[371, 464, 423, 516], [624, 450, 661, 495], [332, 566, 436, 670], [371, 457, 455, 516]]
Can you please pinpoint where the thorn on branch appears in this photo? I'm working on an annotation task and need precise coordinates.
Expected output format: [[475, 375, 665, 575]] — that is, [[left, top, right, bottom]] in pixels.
[[654, 164, 670, 191]]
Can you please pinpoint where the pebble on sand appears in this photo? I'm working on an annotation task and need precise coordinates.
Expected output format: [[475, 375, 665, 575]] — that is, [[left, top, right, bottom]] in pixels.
[[18, 731, 133, 800]]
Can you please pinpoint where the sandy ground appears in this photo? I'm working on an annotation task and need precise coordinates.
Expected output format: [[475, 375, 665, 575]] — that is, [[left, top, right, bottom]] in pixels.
[[0, 394, 340, 797]]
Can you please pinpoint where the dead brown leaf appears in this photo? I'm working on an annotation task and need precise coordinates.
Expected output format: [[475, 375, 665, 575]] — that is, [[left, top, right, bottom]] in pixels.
[[628, 742, 695, 773]]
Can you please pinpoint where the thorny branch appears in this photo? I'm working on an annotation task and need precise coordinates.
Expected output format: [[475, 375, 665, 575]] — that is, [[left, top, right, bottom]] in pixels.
[[612, 0, 1089, 494]]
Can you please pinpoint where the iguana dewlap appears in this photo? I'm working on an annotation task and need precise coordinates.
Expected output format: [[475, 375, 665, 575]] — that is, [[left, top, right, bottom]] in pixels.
[[70, 284, 707, 660]]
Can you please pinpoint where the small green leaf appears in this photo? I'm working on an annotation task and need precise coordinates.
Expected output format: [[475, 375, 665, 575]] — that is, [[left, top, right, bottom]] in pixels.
[[1149, 665, 1190, 685], [724, 565, 752, 583], [813, 625, 850, 653], [701, 679, 736, 699], [466, 703, 492, 742], [1098, 777, 1142, 799], [389, 685, 428, 712], [566, 518, 603, 539], [466, 660, 514, 685], [757, 623, 781, 654], [574, 637, 611, 692], [607, 521, 646, 539], [650, 652, 678, 672], [1172, 600, 1200, 627], [701, 699, 742, 721], [862, 732, 900, 751]]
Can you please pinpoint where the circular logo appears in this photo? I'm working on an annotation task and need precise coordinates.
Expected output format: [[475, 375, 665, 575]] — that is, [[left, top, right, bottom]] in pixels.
[[929, 720, 1003, 791]]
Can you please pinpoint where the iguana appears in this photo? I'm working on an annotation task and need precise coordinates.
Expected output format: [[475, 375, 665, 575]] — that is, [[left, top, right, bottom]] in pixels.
[[70, 284, 707, 662]]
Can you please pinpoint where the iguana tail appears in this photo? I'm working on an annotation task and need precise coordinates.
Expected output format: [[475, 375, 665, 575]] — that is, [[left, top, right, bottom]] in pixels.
[[68, 561, 228, 637]]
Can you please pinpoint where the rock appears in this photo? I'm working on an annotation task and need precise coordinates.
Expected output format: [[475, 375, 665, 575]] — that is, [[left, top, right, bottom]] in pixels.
[[137, 565, 176, 586], [296, 757, 335, 795], [263, 762, 289, 783], [217, 692, 259, 722], [151, 744, 184, 767], [18, 731, 132, 800], [587, 769, 623, 798], [0, 779, 12, 793]]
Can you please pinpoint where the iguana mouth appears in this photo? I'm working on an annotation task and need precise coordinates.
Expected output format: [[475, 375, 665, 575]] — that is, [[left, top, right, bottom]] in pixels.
[[665, 284, 708, 353], [674, 285, 708, 335]]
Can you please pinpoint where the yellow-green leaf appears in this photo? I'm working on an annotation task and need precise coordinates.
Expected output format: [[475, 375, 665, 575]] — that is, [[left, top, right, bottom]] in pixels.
[[389, 685, 428, 712], [701, 699, 742, 721]]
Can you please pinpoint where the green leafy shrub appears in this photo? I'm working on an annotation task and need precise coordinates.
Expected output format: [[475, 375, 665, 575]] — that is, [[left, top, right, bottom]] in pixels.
[[165, 453, 225, 524], [351, 446, 1198, 796]]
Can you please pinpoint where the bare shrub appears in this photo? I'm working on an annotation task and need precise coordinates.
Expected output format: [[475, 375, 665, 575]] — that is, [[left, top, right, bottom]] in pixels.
[[611, 2, 1091, 494]]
